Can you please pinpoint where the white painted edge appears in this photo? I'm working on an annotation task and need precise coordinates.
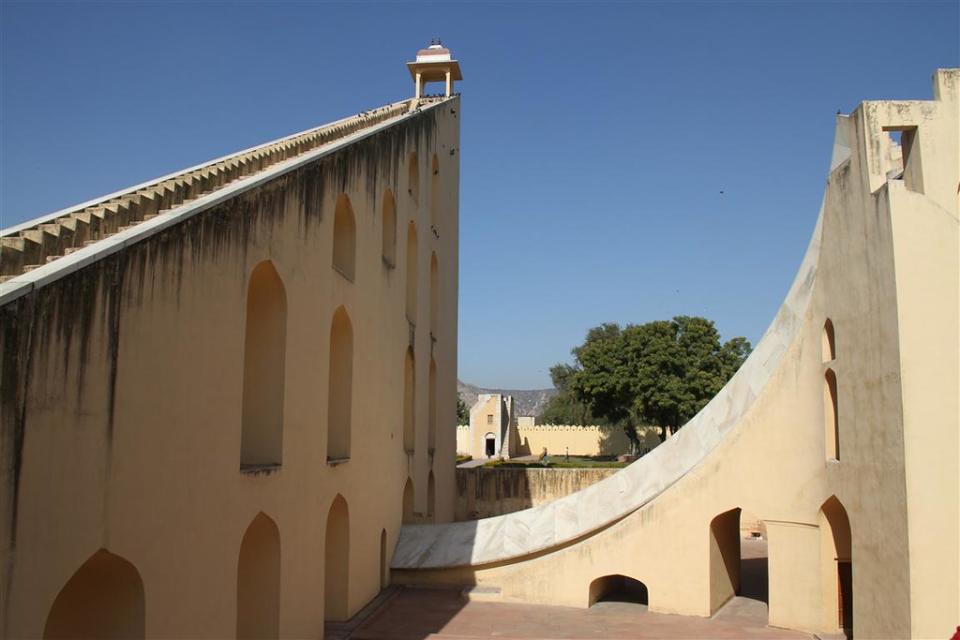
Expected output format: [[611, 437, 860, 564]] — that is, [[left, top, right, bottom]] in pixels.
[[0, 99, 414, 237], [0, 98, 452, 307]]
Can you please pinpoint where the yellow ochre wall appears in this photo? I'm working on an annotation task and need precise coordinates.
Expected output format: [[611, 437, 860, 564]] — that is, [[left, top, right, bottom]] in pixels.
[[0, 98, 461, 638]]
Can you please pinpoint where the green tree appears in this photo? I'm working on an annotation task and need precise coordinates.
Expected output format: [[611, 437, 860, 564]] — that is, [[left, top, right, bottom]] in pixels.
[[538, 364, 611, 426], [457, 394, 470, 424], [562, 316, 751, 451]]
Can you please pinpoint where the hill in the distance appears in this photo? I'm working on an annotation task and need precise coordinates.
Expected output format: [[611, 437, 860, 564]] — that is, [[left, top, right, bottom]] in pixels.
[[458, 379, 557, 418]]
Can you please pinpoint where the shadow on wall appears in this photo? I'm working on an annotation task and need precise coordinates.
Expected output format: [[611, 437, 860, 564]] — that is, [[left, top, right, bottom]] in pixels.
[[456, 467, 534, 520], [598, 425, 662, 457], [518, 436, 531, 457], [454, 467, 620, 521]]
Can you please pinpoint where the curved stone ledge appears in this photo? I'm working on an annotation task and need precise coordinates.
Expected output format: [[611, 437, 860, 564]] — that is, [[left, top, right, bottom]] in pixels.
[[393, 211, 823, 570]]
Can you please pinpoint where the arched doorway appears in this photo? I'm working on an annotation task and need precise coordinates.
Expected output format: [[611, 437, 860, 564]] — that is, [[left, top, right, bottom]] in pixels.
[[709, 507, 768, 616], [44, 549, 145, 639], [484, 433, 496, 458], [236, 512, 281, 639], [588, 574, 648, 607], [325, 495, 350, 622], [820, 496, 852, 638]]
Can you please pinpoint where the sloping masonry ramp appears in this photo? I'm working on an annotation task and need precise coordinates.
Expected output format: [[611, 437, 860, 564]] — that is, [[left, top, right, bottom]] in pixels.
[[0, 98, 442, 299]]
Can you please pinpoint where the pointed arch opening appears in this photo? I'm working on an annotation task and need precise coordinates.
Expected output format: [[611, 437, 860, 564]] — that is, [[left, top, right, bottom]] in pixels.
[[325, 495, 350, 622], [402, 478, 415, 524], [403, 347, 416, 453], [379, 529, 389, 589], [427, 470, 436, 520], [327, 307, 353, 461], [709, 507, 768, 616], [406, 223, 418, 323], [407, 152, 420, 204], [822, 318, 836, 362], [430, 154, 440, 229], [332, 195, 356, 281], [241, 260, 287, 470], [236, 513, 281, 640], [428, 357, 437, 453], [429, 252, 439, 337], [382, 189, 397, 268], [820, 496, 852, 638], [588, 575, 648, 607], [825, 369, 839, 460], [44, 549, 145, 639]]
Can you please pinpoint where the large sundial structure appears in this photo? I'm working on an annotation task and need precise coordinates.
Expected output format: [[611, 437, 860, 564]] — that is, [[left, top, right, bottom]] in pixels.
[[1, 43, 957, 640]]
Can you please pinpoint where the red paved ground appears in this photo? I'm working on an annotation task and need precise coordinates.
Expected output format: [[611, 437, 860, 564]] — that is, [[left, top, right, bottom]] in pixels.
[[350, 588, 811, 639], [343, 539, 812, 639]]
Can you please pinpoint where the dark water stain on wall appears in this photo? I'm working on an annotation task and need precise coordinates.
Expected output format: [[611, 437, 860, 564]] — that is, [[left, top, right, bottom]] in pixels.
[[0, 104, 445, 623]]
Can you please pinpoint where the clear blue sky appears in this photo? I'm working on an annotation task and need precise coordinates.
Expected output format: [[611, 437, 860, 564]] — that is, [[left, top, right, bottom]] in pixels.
[[2, 1, 957, 388]]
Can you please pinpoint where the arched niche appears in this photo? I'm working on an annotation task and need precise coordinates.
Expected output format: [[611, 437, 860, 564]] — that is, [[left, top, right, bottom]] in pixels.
[[403, 347, 416, 453], [382, 189, 397, 268], [44, 549, 145, 639], [402, 478, 414, 524], [430, 154, 440, 229], [824, 369, 839, 460], [332, 195, 356, 281], [328, 306, 353, 461], [428, 357, 437, 453], [236, 512, 281, 640], [406, 222, 418, 323], [822, 318, 836, 362], [588, 574, 648, 607], [241, 260, 287, 470], [429, 252, 439, 336], [407, 152, 419, 203], [325, 495, 350, 622], [820, 496, 853, 637], [427, 470, 436, 520]]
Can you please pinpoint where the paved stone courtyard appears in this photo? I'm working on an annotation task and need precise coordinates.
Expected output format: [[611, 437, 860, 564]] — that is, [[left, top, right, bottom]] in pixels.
[[345, 588, 811, 639], [334, 540, 814, 640]]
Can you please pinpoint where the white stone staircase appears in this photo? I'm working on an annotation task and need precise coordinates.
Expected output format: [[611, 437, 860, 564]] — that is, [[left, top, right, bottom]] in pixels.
[[0, 100, 415, 282]]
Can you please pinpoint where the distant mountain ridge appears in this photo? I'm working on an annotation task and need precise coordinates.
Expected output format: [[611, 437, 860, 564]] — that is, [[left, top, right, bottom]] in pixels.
[[457, 379, 558, 418]]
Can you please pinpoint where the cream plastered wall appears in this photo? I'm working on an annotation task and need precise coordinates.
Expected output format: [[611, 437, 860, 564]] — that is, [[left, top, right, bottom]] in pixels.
[[515, 424, 660, 457], [395, 71, 958, 639], [0, 97, 460, 638], [457, 423, 659, 458]]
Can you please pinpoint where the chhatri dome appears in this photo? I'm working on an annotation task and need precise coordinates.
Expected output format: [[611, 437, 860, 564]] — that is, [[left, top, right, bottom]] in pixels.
[[407, 39, 463, 99]]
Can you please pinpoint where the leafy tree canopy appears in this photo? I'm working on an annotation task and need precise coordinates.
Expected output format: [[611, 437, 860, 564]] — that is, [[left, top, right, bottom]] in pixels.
[[457, 394, 470, 425], [538, 363, 612, 427], [560, 316, 751, 448]]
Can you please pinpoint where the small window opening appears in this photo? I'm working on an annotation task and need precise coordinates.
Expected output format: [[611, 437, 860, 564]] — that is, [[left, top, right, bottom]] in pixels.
[[882, 126, 923, 193]]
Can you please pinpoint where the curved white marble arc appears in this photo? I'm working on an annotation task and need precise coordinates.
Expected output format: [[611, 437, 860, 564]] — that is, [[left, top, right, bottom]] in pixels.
[[393, 210, 824, 570]]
